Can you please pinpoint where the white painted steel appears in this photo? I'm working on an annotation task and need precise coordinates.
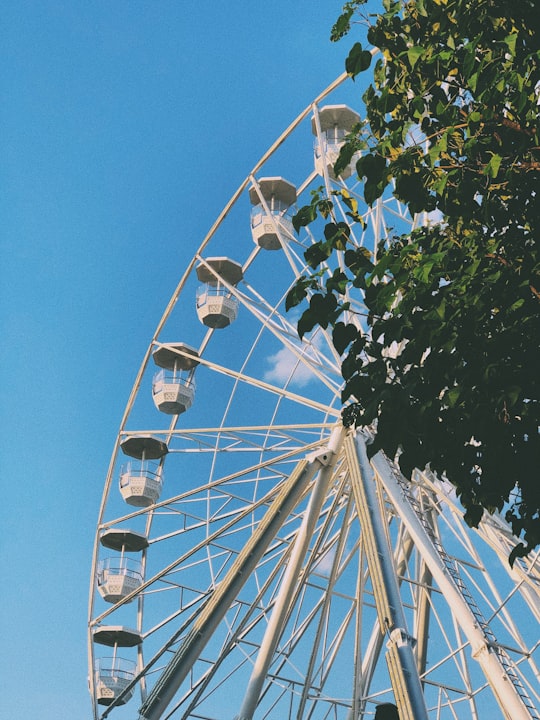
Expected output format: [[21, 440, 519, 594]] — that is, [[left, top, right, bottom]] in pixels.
[[88, 71, 540, 720], [237, 427, 346, 720], [370, 451, 538, 720], [140, 454, 322, 720], [345, 433, 429, 720]]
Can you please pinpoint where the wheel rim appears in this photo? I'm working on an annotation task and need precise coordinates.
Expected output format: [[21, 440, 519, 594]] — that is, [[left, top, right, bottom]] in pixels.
[[88, 74, 540, 720]]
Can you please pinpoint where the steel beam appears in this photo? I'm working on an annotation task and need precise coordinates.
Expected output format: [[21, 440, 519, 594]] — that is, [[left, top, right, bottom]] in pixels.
[[371, 450, 539, 720], [345, 432, 429, 720], [237, 426, 345, 720], [138, 441, 333, 720]]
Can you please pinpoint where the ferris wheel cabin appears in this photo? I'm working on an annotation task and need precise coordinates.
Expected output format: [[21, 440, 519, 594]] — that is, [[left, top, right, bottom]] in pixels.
[[93, 626, 142, 706], [249, 176, 297, 250], [312, 104, 361, 180], [152, 343, 200, 415], [96, 529, 148, 604], [195, 256, 243, 328], [118, 435, 168, 507]]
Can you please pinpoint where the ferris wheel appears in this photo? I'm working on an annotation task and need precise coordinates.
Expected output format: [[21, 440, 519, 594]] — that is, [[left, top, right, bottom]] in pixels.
[[88, 73, 540, 720]]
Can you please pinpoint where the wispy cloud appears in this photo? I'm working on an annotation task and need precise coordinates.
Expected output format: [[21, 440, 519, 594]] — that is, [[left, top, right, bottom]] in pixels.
[[264, 346, 316, 388], [313, 546, 336, 577]]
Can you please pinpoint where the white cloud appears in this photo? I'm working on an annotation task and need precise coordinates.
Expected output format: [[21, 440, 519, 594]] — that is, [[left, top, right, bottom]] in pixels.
[[313, 546, 336, 577], [264, 346, 315, 388]]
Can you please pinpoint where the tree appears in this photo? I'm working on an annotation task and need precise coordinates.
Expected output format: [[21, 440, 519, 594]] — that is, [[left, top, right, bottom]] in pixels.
[[287, 0, 540, 564]]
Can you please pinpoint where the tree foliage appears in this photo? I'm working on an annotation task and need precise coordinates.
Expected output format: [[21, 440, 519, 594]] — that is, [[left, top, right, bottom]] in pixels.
[[288, 0, 540, 564]]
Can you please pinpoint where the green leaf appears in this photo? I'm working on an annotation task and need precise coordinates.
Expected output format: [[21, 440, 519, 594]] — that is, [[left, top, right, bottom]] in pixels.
[[464, 504, 483, 528], [468, 111, 482, 134], [330, 1, 368, 42], [338, 189, 362, 221], [293, 204, 317, 233], [318, 198, 334, 218], [331, 9, 354, 42], [509, 298, 525, 312], [304, 242, 331, 269], [432, 172, 448, 195], [484, 153, 502, 178], [334, 141, 359, 178], [325, 268, 350, 295], [324, 221, 351, 250], [285, 277, 307, 311], [298, 309, 317, 339], [286, 0, 540, 563], [504, 33, 518, 56], [356, 153, 386, 181], [333, 322, 358, 355], [435, 298, 446, 319], [407, 46, 425, 68], [382, 0, 400, 14], [505, 385, 522, 408], [446, 387, 461, 408], [509, 543, 528, 568], [345, 42, 372, 78]]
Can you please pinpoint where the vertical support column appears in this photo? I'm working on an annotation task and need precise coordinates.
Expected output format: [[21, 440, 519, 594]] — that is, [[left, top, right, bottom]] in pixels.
[[237, 425, 346, 720], [413, 558, 433, 682], [370, 451, 538, 720], [344, 432, 429, 720]]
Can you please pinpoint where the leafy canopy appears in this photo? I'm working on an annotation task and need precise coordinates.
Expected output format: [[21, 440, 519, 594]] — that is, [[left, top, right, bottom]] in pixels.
[[288, 0, 540, 565]]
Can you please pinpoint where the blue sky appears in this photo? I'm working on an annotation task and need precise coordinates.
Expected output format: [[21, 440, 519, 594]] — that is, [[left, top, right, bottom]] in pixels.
[[3, 5, 540, 720], [1, 2, 354, 717]]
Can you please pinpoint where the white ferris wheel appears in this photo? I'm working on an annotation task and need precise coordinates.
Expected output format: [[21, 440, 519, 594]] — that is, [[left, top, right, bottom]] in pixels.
[[88, 73, 540, 720]]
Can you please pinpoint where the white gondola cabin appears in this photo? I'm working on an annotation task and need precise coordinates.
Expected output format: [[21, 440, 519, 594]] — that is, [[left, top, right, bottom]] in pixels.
[[249, 177, 297, 250], [152, 343, 199, 415], [96, 529, 148, 604], [312, 104, 361, 180], [93, 626, 142, 706], [94, 657, 136, 706], [118, 435, 168, 507], [196, 257, 243, 328], [96, 556, 143, 604]]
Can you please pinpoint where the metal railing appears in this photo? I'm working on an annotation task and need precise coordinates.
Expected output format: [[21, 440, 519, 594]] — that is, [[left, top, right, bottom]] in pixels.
[[97, 557, 143, 584]]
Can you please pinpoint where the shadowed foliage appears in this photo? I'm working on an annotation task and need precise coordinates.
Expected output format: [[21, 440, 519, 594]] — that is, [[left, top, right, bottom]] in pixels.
[[287, 0, 540, 564]]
